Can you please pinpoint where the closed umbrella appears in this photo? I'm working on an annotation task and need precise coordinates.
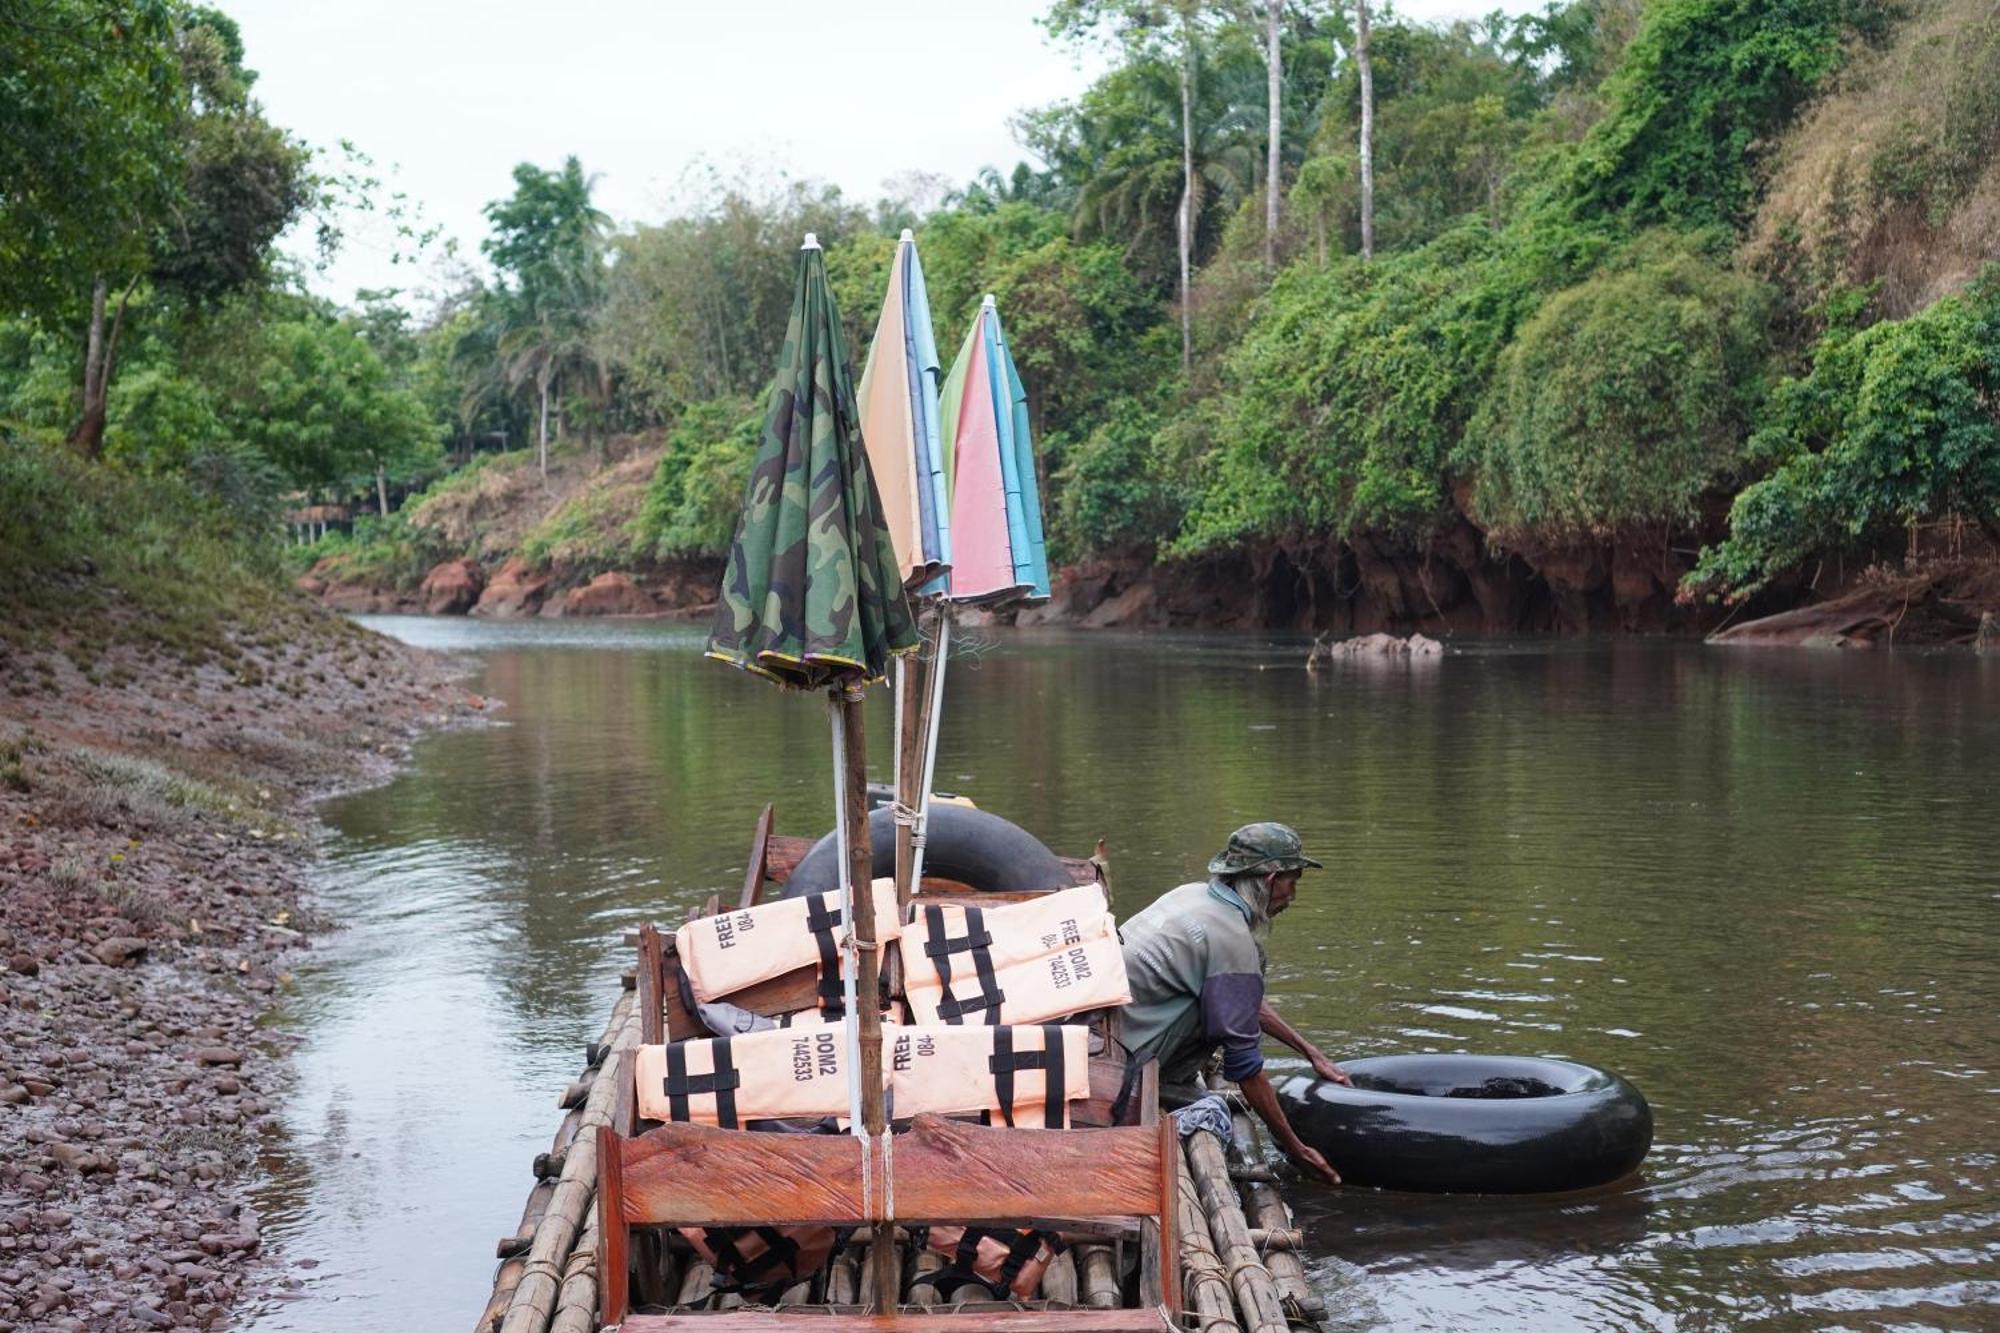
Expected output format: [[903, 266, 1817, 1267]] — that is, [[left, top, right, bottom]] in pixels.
[[903, 295, 1053, 894], [857, 228, 949, 593], [706, 233, 916, 1310], [857, 231, 953, 910]]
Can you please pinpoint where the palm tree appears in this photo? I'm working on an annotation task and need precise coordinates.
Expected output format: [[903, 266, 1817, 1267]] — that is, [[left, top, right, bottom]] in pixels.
[[1070, 43, 1262, 364]]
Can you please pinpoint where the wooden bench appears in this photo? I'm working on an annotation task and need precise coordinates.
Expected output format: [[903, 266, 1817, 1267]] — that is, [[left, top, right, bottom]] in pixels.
[[596, 1113, 1180, 1331]]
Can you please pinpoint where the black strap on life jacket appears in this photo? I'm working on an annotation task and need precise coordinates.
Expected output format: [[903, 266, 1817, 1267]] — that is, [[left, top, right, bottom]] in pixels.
[[1109, 1049, 1157, 1126], [702, 1225, 802, 1286], [987, 1024, 1068, 1129], [927, 904, 1005, 1025], [805, 893, 846, 1014], [911, 1227, 1056, 1300], [664, 1037, 741, 1129]]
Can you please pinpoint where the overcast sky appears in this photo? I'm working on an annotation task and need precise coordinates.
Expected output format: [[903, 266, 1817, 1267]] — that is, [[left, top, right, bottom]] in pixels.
[[227, 0, 1542, 308]]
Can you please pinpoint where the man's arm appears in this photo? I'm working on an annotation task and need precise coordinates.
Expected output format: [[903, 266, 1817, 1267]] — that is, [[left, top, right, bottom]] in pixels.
[[1238, 1067, 1341, 1184], [1258, 999, 1351, 1085]]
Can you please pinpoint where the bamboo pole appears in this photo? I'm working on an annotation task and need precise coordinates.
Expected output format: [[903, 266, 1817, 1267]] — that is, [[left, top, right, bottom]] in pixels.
[[1040, 1248, 1078, 1304], [497, 996, 641, 1333], [1077, 1243, 1120, 1309], [1177, 1147, 1243, 1333], [484, 989, 635, 1332], [1184, 1130, 1290, 1333], [547, 1210, 602, 1333], [1228, 1105, 1327, 1324]]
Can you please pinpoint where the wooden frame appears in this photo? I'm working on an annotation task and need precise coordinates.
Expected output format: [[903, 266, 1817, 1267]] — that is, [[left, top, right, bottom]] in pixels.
[[597, 1114, 1179, 1330]]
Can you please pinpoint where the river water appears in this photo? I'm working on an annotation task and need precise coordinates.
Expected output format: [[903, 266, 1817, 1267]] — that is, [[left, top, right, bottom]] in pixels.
[[242, 618, 2000, 1331]]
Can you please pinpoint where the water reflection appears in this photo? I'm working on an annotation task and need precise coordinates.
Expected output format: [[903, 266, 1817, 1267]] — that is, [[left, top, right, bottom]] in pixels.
[[247, 620, 2000, 1329]]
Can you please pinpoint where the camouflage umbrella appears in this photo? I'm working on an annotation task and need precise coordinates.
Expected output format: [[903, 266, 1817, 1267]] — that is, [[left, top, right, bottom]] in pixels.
[[705, 236, 912, 1306], [706, 235, 919, 689]]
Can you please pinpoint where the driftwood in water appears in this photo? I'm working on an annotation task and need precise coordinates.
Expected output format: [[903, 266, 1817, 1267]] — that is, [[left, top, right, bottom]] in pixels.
[[1176, 1147, 1242, 1332], [1228, 1106, 1326, 1324], [1183, 1130, 1289, 1333]]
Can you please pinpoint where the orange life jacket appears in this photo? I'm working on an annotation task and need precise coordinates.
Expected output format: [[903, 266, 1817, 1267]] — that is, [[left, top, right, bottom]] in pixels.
[[676, 878, 904, 1013], [679, 1224, 839, 1293], [901, 884, 1114, 998], [915, 1226, 1062, 1301], [904, 929, 1130, 1028], [635, 1024, 864, 1127], [635, 1021, 1087, 1129], [887, 1022, 1090, 1128]]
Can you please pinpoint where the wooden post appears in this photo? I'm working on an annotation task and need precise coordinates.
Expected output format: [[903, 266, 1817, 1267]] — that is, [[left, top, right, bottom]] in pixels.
[[834, 684, 894, 1310]]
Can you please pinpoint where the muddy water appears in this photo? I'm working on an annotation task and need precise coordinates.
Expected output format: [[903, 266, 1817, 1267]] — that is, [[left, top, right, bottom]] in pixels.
[[243, 620, 2000, 1331]]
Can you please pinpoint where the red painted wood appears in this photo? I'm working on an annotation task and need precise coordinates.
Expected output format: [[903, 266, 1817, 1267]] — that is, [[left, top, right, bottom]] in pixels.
[[618, 1310, 1174, 1331], [598, 1124, 629, 1327], [890, 1117, 1162, 1224]]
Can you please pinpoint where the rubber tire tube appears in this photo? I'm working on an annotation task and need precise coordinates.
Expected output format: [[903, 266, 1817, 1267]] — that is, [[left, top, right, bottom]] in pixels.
[[782, 804, 1069, 898], [1276, 1053, 1653, 1194]]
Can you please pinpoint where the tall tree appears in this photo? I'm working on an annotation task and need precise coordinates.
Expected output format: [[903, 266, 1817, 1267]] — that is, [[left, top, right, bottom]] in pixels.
[[1355, 0, 1375, 260], [1265, 0, 1282, 269], [1047, 0, 1224, 370], [42, 5, 308, 457], [481, 156, 610, 477]]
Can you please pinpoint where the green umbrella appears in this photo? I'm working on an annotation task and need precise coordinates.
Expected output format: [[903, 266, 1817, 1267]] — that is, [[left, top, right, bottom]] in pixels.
[[704, 234, 914, 1310], [706, 236, 918, 689]]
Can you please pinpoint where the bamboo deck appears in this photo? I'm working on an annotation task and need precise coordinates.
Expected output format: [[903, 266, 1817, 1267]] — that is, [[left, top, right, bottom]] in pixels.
[[478, 821, 1328, 1332]]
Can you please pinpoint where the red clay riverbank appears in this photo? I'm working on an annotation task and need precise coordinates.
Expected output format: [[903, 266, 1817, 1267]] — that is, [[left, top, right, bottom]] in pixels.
[[0, 614, 485, 1331]]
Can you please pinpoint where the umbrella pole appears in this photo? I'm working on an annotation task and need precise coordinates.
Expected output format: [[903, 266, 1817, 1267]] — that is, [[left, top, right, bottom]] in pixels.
[[829, 686, 893, 1310], [908, 610, 952, 891], [892, 629, 930, 914]]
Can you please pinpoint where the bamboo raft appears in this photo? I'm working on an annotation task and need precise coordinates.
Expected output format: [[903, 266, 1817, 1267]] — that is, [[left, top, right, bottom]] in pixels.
[[478, 809, 1329, 1333]]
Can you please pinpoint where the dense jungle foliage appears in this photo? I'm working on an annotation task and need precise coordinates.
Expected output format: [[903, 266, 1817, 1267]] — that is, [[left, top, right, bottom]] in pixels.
[[4, 0, 1997, 612]]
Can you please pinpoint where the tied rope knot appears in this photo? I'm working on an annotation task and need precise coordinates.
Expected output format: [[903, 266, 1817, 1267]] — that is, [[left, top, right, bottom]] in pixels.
[[889, 800, 927, 848]]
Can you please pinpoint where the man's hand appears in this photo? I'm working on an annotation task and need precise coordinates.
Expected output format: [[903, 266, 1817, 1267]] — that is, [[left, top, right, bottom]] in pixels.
[[1310, 1055, 1352, 1086], [1285, 1140, 1342, 1186]]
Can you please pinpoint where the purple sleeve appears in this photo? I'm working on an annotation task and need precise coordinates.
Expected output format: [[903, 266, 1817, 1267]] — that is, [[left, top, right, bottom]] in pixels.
[[1200, 972, 1265, 1081]]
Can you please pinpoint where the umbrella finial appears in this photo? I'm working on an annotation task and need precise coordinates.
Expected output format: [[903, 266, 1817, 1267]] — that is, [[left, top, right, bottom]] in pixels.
[[801, 232, 821, 251], [981, 293, 997, 308], [900, 228, 915, 242]]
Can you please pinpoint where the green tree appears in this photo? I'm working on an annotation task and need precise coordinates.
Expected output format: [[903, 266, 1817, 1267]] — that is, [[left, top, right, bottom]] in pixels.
[[481, 156, 610, 476], [221, 310, 439, 502], [59, 5, 309, 457]]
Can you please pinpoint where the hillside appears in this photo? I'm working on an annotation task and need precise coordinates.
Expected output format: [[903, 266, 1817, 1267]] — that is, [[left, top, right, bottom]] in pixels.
[[298, 438, 724, 620]]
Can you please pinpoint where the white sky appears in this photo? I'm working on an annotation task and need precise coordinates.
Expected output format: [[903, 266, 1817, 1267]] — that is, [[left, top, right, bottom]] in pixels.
[[227, 0, 1542, 308]]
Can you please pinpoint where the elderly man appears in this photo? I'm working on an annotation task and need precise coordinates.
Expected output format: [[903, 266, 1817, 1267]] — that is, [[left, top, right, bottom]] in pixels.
[[1120, 822, 1348, 1185]]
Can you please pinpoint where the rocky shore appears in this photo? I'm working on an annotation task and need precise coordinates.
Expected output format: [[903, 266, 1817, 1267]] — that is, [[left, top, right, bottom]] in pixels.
[[0, 613, 485, 1331]]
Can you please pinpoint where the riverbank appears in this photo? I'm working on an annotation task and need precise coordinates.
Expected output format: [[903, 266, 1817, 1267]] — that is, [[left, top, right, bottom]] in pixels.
[[0, 610, 484, 1331]]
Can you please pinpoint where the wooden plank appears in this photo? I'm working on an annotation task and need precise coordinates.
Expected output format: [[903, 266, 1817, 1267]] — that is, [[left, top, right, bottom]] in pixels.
[[616, 1122, 871, 1227], [740, 803, 775, 910], [596, 1126, 629, 1328], [638, 925, 665, 1047], [619, 1311, 1174, 1331], [890, 1117, 1161, 1223]]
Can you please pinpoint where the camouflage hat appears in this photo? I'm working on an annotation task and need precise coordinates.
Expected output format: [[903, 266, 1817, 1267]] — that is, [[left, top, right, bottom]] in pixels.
[[1207, 823, 1324, 877]]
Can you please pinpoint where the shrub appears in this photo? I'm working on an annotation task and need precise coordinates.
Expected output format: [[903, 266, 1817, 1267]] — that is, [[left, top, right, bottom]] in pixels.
[[633, 398, 760, 559], [1463, 234, 1775, 538], [1689, 268, 2000, 597]]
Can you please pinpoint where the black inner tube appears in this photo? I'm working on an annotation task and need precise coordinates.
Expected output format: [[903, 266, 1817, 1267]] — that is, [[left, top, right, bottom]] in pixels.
[[781, 804, 1069, 899], [1279, 1053, 1652, 1194]]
